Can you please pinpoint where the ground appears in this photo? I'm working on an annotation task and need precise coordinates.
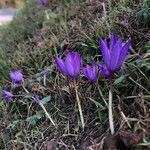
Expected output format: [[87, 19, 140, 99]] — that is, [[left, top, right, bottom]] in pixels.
[[0, 0, 150, 149]]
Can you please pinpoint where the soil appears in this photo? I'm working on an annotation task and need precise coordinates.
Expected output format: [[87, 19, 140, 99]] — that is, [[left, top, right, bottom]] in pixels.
[[0, 0, 26, 8]]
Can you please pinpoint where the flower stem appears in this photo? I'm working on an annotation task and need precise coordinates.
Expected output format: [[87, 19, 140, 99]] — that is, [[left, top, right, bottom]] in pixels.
[[43, 74, 46, 86], [74, 80, 84, 129], [45, 10, 50, 20], [40, 103, 56, 127], [108, 76, 115, 135], [22, 84, 29, 94]]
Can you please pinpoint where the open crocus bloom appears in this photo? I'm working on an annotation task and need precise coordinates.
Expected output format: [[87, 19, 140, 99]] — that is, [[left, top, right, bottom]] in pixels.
[[10, 70, 23, 82], [82, 62, 97, 82], [99, 33, 131, 77], [37, 0, 47, 5], [2, 90, 13, 101], [54, 50, 81, 78]]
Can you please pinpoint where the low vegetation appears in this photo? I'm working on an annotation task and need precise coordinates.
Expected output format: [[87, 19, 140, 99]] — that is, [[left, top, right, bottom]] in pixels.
[[0, 0, 149, 149]]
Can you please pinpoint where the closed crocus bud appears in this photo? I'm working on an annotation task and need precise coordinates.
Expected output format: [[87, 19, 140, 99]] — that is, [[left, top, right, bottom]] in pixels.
[[2, 90, 13, 101], [37, 0, 46, 5], [33, 94, 41, 105], [9, 70, 23, 83], [99, 33, 131, 77], [82, 62, 97, 82], [54, 50, 81, 78]]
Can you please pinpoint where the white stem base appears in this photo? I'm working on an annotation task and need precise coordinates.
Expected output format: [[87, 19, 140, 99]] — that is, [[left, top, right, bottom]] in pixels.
[[75, 85, 84, 129], [109, 89, 114, 135], [40, 103, 56, 127]]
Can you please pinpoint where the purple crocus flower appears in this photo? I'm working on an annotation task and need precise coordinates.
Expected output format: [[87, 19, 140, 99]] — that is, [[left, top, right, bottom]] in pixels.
[[2, 90, 13, 101], [37, 0, 46, 5], [33, 94, 41, 105], [82, 62, 97, 82], [54, 50, 81, 78], [99, 33, 131, 77], [10, 70, 23, 88], [41, 69, 49, 76], [10, 70, 23, 82]]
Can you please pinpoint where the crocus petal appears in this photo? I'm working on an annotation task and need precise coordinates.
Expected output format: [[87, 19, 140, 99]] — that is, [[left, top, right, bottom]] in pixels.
[[65, 58, 75, 77], [10, 70, 23, 82], [66, 50, 74, 61], [65, 51, 80, 77], [73, 52, 81, 76], [41, 69, 49, 76], [86, 66, 93, 80], [2, 90, 13, 101], [99, 64, 111, 77], [110, 38, 122, 71], [54, 56, 66, 74], [82, 66, 92, 81], [117, 40, 131, 68], [99, 38, 110, 68], [110, 33, 117, 51], [92, 63, 97, 77], [12, 82, 17, 88], [33, 94, 41, 105], [82, 67, 88, 77]]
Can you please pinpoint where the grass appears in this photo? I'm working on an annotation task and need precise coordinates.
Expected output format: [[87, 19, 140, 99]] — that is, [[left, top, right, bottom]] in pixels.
[[0, 24, 10, 84], [0, 0, 150, 149]]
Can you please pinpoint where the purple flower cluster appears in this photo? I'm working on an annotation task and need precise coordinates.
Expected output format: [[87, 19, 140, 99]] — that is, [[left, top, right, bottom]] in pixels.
[[37, 0, 47, 6], [1, 33, 131, 103], [1, 70, 23, 102], [1, 70, 48, 103], [54, 33, 131, 81]]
